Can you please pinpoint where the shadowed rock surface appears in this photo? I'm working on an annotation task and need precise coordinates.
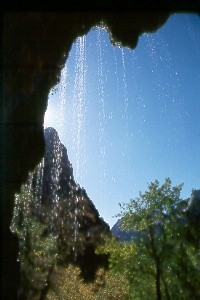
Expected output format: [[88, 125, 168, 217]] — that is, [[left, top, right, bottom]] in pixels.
[[38, 127, 110, 256], [41, 127, 110, 238], [38, 127, 110, 268]]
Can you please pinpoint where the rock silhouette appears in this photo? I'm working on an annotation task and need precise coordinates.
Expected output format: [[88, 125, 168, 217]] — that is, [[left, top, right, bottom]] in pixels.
[[14, 127, 110, 286]]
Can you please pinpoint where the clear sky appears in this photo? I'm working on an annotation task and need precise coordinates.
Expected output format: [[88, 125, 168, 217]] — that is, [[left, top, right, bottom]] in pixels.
[[44, 14, 200, 228]]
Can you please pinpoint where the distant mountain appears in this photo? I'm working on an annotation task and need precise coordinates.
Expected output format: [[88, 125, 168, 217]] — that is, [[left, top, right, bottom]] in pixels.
[[111, 190, 200, 243], [111, 219, 141, 241], [188, 190, 200, 222]]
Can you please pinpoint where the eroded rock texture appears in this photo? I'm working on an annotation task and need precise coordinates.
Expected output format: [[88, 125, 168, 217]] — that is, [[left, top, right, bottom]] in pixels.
[[2, 5, 200, 299]]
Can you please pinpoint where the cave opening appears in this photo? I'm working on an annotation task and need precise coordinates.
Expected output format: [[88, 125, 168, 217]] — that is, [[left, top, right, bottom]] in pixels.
[[10, 13, 200, 300]]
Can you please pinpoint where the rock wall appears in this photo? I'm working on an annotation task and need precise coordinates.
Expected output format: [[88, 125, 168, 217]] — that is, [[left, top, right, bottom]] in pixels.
[[2, 5, 200, 299]]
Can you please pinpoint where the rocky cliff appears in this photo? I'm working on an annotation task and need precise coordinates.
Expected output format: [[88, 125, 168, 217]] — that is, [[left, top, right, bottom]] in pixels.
[[14, 127, 110, 290], [42, 127, 109, 232]]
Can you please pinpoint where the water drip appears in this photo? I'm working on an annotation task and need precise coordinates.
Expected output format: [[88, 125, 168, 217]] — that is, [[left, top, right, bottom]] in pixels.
[[97, 28, 107, 178], [57, 64, 68, 136], [72, 36, 87, 182], [121, 47, 129, 149]]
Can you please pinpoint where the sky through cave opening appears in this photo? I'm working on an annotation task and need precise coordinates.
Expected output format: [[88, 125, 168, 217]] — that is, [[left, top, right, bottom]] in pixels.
[[44, 14, 200, 227]]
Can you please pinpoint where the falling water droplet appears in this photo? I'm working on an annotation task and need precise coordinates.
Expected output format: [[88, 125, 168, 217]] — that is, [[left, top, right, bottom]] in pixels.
[[72, 35, 87, 182]]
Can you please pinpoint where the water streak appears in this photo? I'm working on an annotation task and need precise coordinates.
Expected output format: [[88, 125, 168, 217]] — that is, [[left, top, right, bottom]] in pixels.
[[71, 36, 87, 257], [57, 63, 68, 137], [121, 48, 129, 149], [97, 28, 107, 180], [72, 36, 87, 182]]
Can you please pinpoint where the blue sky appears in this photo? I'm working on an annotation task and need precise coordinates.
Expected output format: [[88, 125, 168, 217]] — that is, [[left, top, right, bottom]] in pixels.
[[44, 14, 200, 227]]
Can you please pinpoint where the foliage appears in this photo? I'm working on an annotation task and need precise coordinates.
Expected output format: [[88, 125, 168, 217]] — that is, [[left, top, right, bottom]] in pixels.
[[11, 174, 130, 300], [11, 175, 199, 300], [11, 174, 58, 299], [97, 236, 156, 299], [11, 165, 110, 299], [116, 178, 200, 299], [46, 264, 130, 300]]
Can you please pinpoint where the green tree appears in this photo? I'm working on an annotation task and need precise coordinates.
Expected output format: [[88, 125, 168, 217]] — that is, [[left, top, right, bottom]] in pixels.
[[11, 165, 110, 299], [97, 236, 156, 299], [117, 178, 199, 299], [11, 173, 58, 300], [46, 263, 130, 300]]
